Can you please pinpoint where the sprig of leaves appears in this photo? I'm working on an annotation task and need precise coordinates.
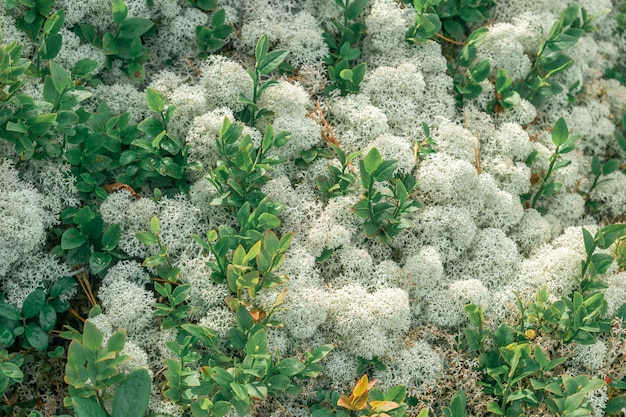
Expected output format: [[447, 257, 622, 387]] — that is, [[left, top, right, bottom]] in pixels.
[[352, 148, 421, 243], [522, 117, 578, 212], [237, 34, 288, 126], [519, 4, 608, 107]]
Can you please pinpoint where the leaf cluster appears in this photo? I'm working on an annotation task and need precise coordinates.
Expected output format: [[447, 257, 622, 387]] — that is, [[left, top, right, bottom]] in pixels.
[[236, 34, 288, 126], [0, 349, 23, 398], [519, 4, 608, 107], [192, 5, 232, 59], [310, 374, 409, 417], [322, 0, 369, 96], [405, 0, 495, 43], [464, 304, 604, 416], [449, 27, 490, 105], [74, 0, 154, 82], [522, 117, 578, 212], [352, 148, 421, 243], [163, 316, 332, 417], [56, 204, 123, 273], [580, 155, 620, 211], [488, 69, 521, 113], [315, 144, 362, 200], [63, 321, 151, 417], [208, 117, 290, 210], [0, 277, 75, 351], [5, 0, 64, 74]]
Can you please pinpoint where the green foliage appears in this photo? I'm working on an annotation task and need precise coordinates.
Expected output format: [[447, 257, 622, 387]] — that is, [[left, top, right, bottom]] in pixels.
[[64, 321, 151, 417], [192, 6, 232, 59], [489, 69, 521, 113], [442, 390, 468, 417], [162, 320, 332, 417], [0, 52, 95, 161], [465, 303, 604, 416], [415, 122, 437, 160], [518, 225, 625, 346], [194, 215, 293, 312], [352, 148, 421, 243], [322, 0, 369, 96], [518, 4, 608, 107], [0, 278, 75, 351], [236, 34, 289, 126], [5, 0, 64, 74], [207, 117, 291, 210], [0, 349, 24, 398], [131, 88, 198, 194], [579, 155, 620, 210], [315, 144, 362, 200], [405, 0, 495, 43], [521, 117, 578, 212], [74, 0, 154, 82], [310, 374, 409, 417], [54, 205, 123, 273], [449, 27, 490, 106]]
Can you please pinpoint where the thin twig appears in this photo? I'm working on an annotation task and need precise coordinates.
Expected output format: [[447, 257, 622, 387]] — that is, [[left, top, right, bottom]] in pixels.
[[315, 101, 340, 146], [75, 270, 97, 307], [184, 57, 203, 78], [474, 132, 482, 174], [435, 32, 466, 45]]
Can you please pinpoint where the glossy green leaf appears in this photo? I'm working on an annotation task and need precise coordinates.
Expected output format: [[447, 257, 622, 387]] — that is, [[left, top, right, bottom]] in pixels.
[[73, 396, 108, 417]]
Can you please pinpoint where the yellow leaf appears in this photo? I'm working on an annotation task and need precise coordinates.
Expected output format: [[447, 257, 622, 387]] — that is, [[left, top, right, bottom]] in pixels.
[[370, 401, 401, 412], [353, 374, 370, 397], [337, 395, 356, 410]]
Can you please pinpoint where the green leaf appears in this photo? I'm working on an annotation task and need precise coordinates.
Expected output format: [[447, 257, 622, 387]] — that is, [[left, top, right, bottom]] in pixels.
[[258, 49, 289, 75], [89, 252, 112, 275], [102, 224, 121, 251], [22, 289, 46, 319], [25, 323, 48, 351], [49, 61, 69, 93], [83, 321, 104, 351], [136, 231, 158, 246], [73, 396, 109, 417], [257, 213, 280, 230], [150, 216, 160, 234], [245, 328, 268, 356], [345, 0, 369, 20], [278, 358, 306, 377], [118, 17, 154, 39], [112, 0, 128, 26], [551, 117, 569, 147], [582, 228, 595, 258], [255, 34, 269, 64], [363, 148, 383, 174], [145, 87, 165, 113], [112, 369, 151, 417], [39, 303, 57, 332], [0, 303, 22, 321], [373, 160, 398, 182], [61, 227, 87, 250], [605, 396, 626, 414]]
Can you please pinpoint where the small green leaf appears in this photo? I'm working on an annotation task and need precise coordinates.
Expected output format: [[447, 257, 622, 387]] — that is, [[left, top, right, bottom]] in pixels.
[[145, 87, 165, 113], [257, 213, 280, 230], [89, 252, 112, 275], [278, 358, 306, 377], [112, 0, 128, 26], [551, 117, 569, 147], [102, 224, 121, 251], [150, 216, 160, 234], [363, 148, 383, 174]]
